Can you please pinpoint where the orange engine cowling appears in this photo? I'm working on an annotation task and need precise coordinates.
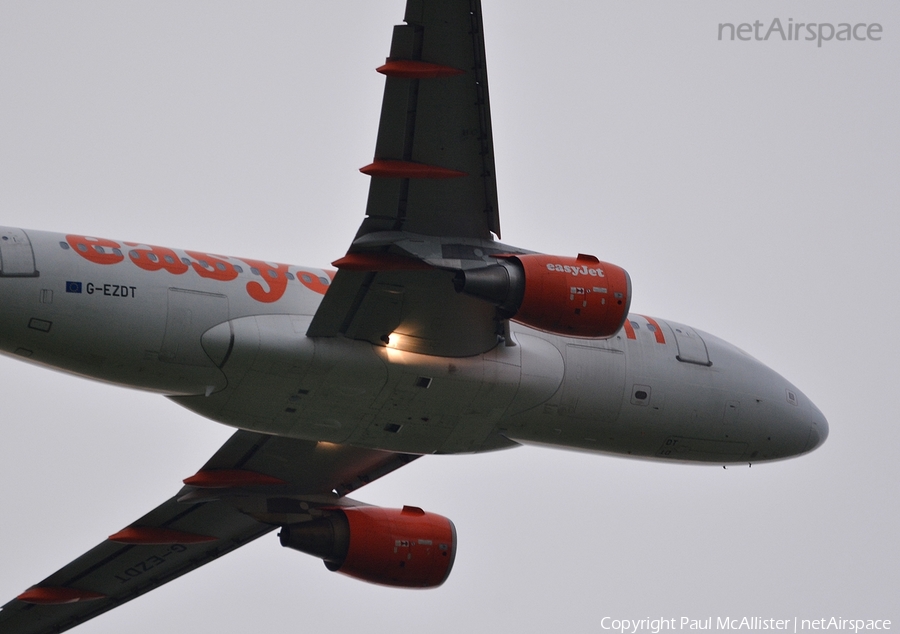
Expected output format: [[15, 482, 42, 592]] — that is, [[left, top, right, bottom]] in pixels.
[[453, 253, 631, 338], [279, 505, 456, 588]]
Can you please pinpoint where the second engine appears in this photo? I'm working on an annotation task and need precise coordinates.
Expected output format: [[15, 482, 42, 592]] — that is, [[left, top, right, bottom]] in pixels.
[[454, 253, 631, 338], [279, 505, 456, 588]]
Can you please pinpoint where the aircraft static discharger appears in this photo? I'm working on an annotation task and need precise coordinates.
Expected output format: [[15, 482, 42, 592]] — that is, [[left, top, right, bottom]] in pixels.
[[0, 1, 828, 632]]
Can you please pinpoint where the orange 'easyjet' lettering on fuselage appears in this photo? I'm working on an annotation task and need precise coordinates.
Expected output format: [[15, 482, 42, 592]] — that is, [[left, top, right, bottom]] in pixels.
[[184, 251, 241, 282], [125, 243, 190, 275], [296, 270, 332, 294], [66, 235, 329, 302], [66, 235, 126, 265], [622, 315, 667, 344], [240, 259, 290, 303]]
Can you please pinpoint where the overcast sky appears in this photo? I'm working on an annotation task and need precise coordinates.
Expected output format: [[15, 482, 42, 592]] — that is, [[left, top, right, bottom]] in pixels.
[[0, 1, 897, 632]]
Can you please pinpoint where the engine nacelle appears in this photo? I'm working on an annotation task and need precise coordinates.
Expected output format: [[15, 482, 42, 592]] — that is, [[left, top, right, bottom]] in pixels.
[[279, 505, 456, 588], [454, 253, 631, 338]]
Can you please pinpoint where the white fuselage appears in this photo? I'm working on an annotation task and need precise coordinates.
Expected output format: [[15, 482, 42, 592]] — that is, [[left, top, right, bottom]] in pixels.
[[0, 227, 827, 463]]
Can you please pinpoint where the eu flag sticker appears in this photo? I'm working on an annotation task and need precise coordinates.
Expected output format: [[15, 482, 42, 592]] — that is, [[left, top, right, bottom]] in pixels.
[[66, 281, 82, 293]]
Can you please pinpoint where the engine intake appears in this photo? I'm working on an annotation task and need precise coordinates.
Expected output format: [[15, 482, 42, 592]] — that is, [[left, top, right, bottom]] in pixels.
[[454, 253, 631, 338], [280, 505, 456, 588]]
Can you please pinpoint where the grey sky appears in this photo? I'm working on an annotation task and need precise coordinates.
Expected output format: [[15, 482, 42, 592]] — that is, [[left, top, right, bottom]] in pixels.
[[0, 1, 897, 632]]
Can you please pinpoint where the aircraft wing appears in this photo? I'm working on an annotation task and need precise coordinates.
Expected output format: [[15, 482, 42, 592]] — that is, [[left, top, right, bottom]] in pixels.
[[358, 0, 499, 240], [0, 431, 417, 634], [308, 0, 516, 358]]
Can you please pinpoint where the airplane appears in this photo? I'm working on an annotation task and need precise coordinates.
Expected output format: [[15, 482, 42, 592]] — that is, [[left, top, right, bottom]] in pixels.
[[0, 1, 828, 632]]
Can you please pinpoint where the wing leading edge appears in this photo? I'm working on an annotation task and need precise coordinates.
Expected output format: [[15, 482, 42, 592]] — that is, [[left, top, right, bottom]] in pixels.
[[0, 432, 417, 634]]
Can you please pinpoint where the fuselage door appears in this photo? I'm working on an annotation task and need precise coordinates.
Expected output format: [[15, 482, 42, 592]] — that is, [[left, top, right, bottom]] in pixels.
[[0, 227, 38, 277], [668, 322, 712, 366]]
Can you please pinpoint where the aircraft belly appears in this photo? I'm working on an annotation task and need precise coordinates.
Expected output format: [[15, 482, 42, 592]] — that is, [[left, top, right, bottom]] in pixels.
[[183, 315, 377, 442], [177, 315, 524, 454], [349, 343, 521, 453]]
